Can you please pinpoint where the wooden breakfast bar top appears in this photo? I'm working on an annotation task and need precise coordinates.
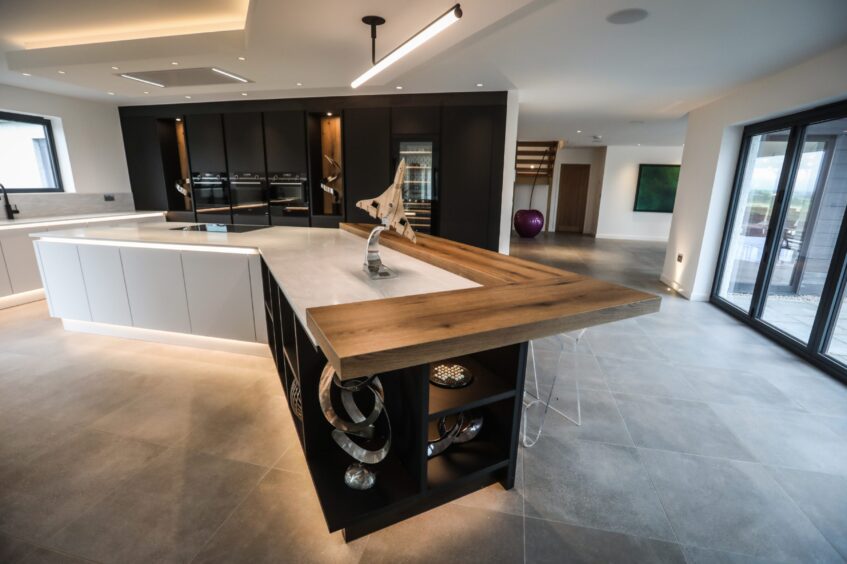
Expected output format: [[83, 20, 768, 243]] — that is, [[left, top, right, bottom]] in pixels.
[[307, 224, 661, 379]]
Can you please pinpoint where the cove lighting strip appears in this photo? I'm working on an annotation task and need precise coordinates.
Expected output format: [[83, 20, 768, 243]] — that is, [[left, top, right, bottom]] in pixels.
[[211, 68, 249, 83], [120, 74, 165, 88], [351, 4, 462, 89], [0, 212, 165, 231], [36, 236, 259, 255]]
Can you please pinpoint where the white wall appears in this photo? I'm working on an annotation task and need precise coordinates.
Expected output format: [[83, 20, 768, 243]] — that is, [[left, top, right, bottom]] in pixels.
[[498, 90, 520, 254], [0, 84, 131, 197], [595, 145, 683, 241], [511, 147, 606, 235], [662, 43, 847, 300]]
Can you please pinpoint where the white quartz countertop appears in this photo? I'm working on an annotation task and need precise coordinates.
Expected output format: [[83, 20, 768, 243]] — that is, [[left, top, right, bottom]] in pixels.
[[33, 222, 480, 344], [0, 210, 165, 230]]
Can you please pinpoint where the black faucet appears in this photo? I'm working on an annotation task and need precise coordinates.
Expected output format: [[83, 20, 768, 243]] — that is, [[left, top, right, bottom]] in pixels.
[[1, 183, 20, 220]]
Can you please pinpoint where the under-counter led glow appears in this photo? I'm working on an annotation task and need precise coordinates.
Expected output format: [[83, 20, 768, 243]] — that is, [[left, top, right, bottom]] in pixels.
[[37, 236, 259, 255], [0, 212, 165, 231], [351, 4, 462, 89]]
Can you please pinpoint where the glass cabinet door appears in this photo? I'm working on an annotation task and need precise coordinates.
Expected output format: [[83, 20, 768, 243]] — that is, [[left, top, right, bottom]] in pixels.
[[398, 141, 434, 233]]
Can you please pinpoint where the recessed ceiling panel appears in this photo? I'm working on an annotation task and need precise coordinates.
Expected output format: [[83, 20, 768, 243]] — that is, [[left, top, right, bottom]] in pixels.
[[119, 67, 251, 87]]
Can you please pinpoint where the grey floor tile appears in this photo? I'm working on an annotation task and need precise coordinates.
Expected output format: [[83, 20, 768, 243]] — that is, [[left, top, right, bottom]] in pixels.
[[361, 503, 524, 564], [522, 436, 676, 541], [639, 449, 843, 563], [679, 366, 801, 410], [0, 429, 164, 542], [770, 467, 847, 560], [192, 469, 367, 564], [525, 517, 686, 564], [0, 533, 36, 563], [712, 405, 847, 475], [528, 348, 608, 393], [597, 356, 700, 400], [683, 546, 789, 564], [614, 394, 754, 460], [764, 370, 847, 417], [586, 331, 668, 362], [19, 547, 92, 564], [47, 448, 266, 564], [531, 388, 634, 446], [178, 392, 298, 467]]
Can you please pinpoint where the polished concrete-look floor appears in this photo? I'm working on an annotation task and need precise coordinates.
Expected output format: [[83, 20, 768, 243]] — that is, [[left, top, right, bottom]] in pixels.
[[0, 233, 846, 563]]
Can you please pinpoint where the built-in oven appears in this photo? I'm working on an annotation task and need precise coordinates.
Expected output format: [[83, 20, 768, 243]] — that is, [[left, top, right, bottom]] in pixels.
[[268, 172, 310, 226], [229, 172, 269, 225], [191, 172, 232, 224]]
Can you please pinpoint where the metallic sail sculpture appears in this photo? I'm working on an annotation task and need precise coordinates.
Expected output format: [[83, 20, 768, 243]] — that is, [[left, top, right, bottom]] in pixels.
[[355, 158, 416, 279]]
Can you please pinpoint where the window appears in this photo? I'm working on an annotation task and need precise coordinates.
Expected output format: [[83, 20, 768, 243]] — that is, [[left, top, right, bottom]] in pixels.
[[712, 99, 847, 382], [0, 110, 63, 192]]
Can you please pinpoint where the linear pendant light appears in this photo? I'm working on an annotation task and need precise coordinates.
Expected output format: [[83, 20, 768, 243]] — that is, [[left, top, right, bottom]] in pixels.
[[351, 4, 462, 89]]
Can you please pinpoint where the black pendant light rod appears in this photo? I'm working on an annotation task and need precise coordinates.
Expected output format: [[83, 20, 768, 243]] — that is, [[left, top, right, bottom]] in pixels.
[[361, 15, 386, 65]]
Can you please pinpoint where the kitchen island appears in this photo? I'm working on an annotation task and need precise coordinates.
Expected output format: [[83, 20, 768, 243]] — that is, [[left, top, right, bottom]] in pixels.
[[32, 222, 659, 540]]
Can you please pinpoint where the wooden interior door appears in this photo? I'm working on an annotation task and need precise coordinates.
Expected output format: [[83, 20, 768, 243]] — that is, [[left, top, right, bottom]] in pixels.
[[555, 164, 590, 233]]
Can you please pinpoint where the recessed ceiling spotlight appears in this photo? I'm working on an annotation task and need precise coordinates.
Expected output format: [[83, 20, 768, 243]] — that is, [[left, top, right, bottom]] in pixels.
[[111, 66, 119, 70], [296, 82, 303, 86], [107, 91, 115, 95], [21, 72, 31, 76], [395, 85, 403, 90], [237, 56, 246, 61], [143, 91, 149, 94], [185, 95, 192, 99], [241, 92, 248, 96], [637, 143, 641, 146], [576, 129, 582, 133], [57, 70, 66, 74], [476, 83, 484, 87], [171, 61, 179, 65], [326, 112, 333, 117], [176, 118, 182, 122], [606, 8, 649, 24]]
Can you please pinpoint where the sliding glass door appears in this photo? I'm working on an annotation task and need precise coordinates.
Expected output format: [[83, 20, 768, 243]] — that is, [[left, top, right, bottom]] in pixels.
[[712, 100, 847, 381]]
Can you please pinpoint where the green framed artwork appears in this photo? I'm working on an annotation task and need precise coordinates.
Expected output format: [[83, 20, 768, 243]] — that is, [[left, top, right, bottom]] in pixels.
[[633, 164, 680, 213]]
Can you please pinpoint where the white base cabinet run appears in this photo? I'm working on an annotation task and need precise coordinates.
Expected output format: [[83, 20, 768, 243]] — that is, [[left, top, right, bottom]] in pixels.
[[35, 240, 266, 344]]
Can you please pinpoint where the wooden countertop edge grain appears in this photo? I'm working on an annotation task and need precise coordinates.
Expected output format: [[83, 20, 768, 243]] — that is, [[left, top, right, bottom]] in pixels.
[[307, 224, 661, 379]]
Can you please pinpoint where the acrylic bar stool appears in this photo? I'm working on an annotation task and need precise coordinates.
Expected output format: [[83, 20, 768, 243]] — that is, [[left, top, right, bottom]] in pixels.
[[522, 329, 587, 448]]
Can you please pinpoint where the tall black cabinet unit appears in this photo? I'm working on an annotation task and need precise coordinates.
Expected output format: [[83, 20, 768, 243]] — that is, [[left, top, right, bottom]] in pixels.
[[440, 105, 506, 251], [223, 112, 269, 225], [343, 108, 391, 225], [264, 111, 310, 227], [120, 92, 508, 248], [184, 114, 231, 224]]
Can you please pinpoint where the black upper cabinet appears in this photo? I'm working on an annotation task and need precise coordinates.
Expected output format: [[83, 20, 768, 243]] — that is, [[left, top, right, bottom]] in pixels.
[[264, 111, 308, 173], [440, 105, 506, 251], [121, 116, 168, 211], [223, 112, 265, 173], [343, 107, 391, 224], [391, 106, 440, 136], [185, 114, 227, 172]]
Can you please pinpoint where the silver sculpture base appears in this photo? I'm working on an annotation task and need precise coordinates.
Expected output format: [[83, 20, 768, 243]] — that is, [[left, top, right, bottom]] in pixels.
[[344, 463, 376, 490], [363, 223, 398, 280]]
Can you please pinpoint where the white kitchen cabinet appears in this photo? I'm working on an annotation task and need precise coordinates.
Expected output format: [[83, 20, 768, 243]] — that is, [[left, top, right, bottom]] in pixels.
[[0, 244, 12, 297], [77, 245, 133, 326], [33, 241, 91, 321], [181, 251, 256, 341], [120, 247, 191, 333], [0, 227, 44, 293]]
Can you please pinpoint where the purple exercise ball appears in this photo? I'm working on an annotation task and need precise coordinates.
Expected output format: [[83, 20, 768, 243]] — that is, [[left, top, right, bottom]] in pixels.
[[514, 209, 544, 238]]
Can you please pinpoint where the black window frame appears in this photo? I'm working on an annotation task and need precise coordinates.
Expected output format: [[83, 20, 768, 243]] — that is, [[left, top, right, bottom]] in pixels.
[[711, 97, 847, 385], [0, 110, 64, 193]]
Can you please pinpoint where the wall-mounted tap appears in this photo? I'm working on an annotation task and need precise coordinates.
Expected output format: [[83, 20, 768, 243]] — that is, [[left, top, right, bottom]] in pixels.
[[0, 183, 20, 220]]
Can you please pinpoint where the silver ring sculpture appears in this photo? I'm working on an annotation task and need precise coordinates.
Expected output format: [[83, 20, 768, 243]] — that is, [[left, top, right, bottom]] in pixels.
[[427, 412, 484, 458], [319, 363, 391, 490]]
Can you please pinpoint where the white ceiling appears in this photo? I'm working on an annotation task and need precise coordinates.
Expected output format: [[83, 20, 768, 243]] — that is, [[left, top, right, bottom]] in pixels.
[[1, 0, 846, 146]]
